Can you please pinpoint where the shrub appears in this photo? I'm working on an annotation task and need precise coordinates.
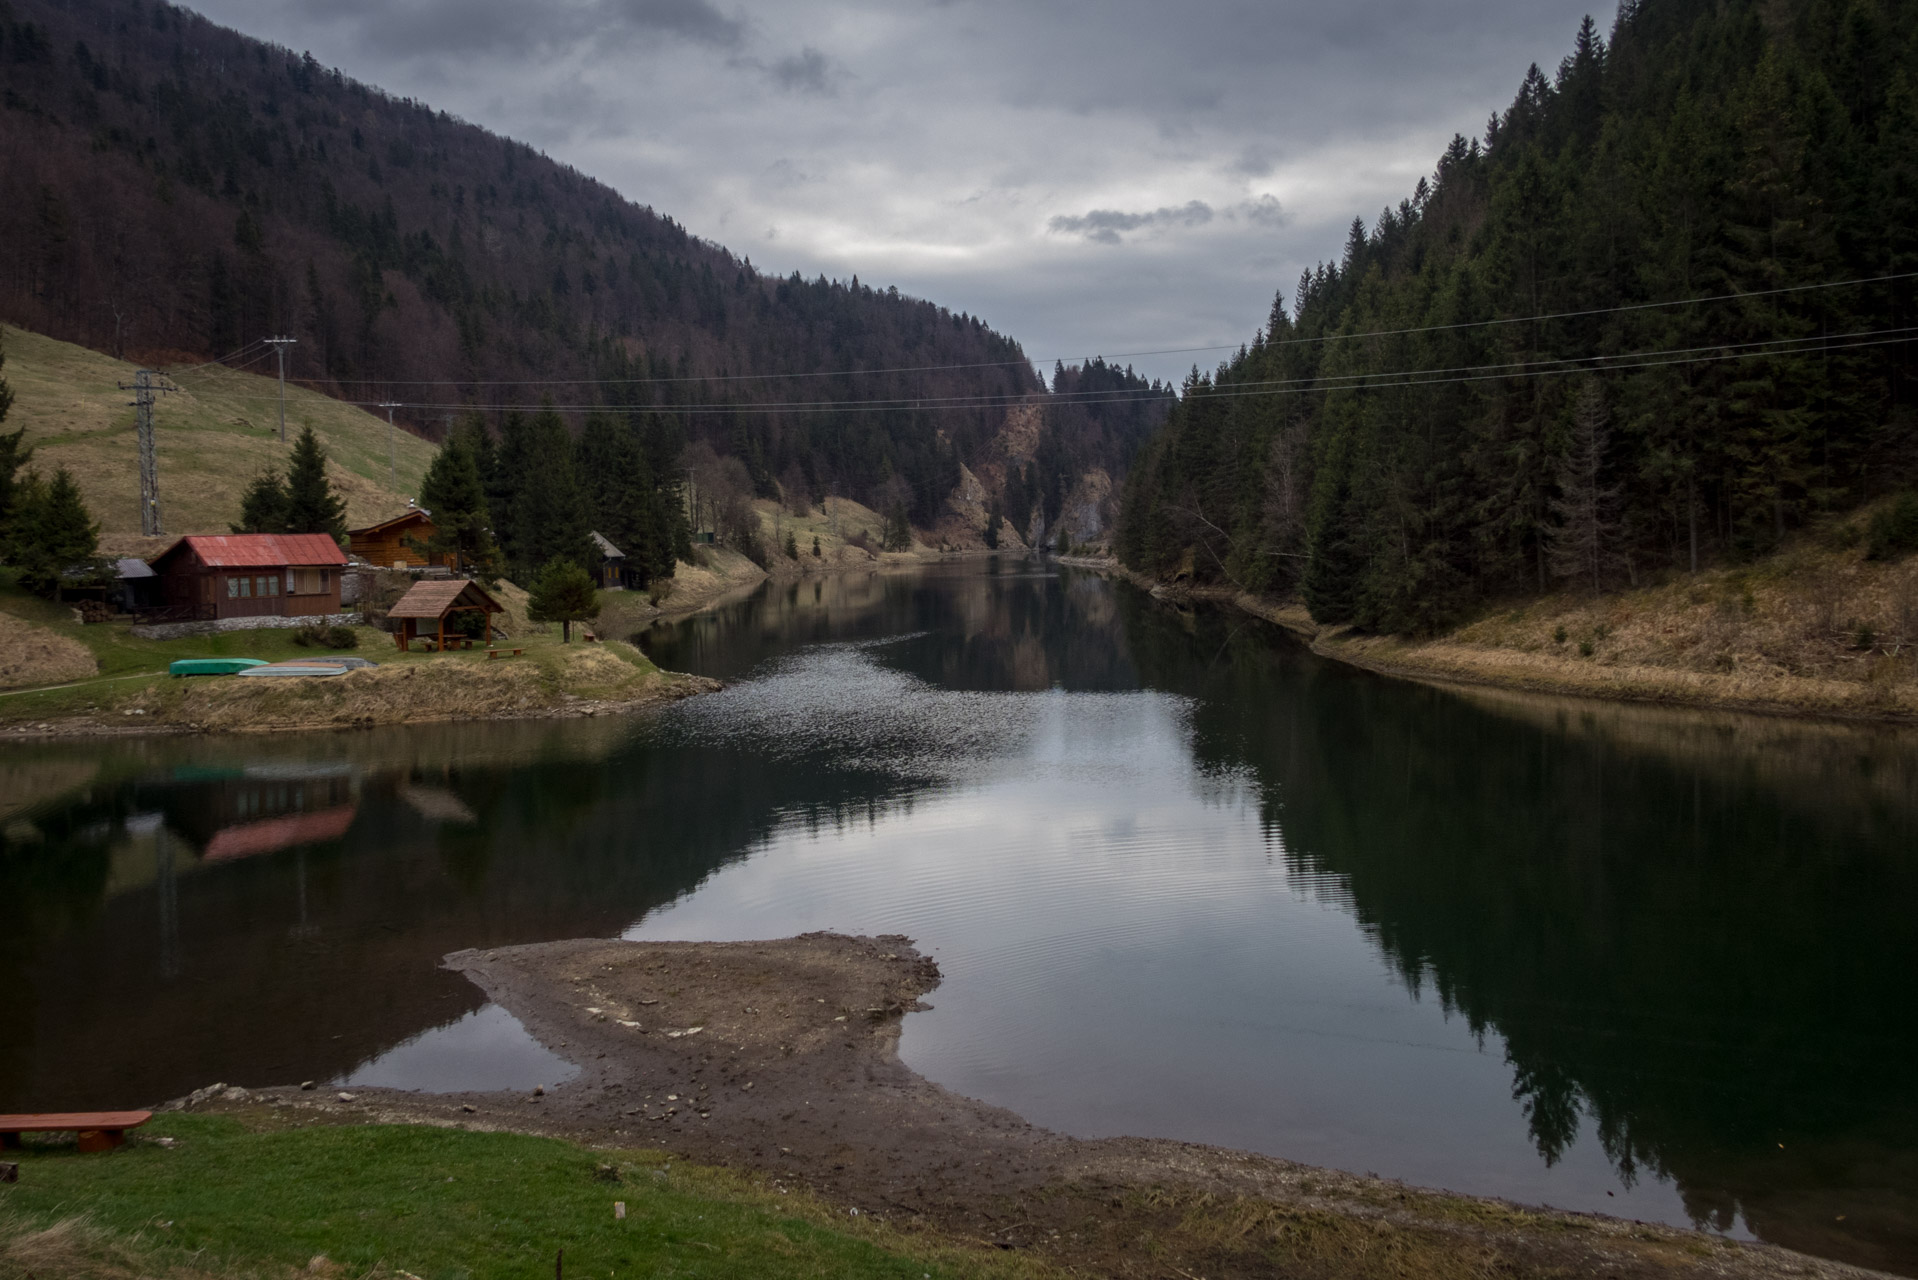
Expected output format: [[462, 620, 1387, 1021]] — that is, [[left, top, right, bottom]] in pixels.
[[294, 624, 360, 648], [1866, 492, 1918, 561]]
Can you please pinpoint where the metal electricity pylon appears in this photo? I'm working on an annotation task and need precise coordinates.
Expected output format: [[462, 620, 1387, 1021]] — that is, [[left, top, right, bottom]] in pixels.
[[118, 370, 177, 536], [263, 336, 297, 442]]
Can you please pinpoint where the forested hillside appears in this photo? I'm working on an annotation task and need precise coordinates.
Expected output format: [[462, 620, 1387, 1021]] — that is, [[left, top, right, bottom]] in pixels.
[[1118, 0, 1918, 633], [0, 0, 1043, 527]]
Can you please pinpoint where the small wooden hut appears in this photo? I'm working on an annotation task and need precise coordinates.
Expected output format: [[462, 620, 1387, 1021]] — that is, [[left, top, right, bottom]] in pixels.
[[387, 579, 504, 651], [590, 531, 629, 589]]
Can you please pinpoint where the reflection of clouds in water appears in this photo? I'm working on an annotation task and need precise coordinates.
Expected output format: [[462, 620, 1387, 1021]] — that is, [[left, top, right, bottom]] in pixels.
[[660, 640, 1211, 791], [334, 1003, 578, 1093]]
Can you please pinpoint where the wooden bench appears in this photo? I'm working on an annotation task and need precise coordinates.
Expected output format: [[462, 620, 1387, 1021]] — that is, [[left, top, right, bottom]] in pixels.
[[0, 1111, 153, 1152], [484, 648, 525, 659]]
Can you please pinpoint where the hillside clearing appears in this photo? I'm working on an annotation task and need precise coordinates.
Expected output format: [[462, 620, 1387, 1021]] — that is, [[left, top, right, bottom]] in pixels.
[[2, 323, 435, 551]]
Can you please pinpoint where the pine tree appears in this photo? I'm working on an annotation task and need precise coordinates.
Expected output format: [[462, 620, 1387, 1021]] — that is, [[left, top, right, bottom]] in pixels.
[[526, 558, 600, 642], [232, 471, 290, 534], [0, 333, 31, 548], [418, 425, 501, 579], [12, 467, 102, 597], [509, 406, 595, 582], [983, 498, 1001, 549], [1546, 380, 1621, 594], [282, 426, 348, 540], [882, 499, 912, 552]]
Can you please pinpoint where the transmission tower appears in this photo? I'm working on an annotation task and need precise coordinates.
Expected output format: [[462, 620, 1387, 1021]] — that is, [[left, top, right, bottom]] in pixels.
[[378, 401, 402, 491], [118, 370, 176, 536], [264, 336, 297, 442]]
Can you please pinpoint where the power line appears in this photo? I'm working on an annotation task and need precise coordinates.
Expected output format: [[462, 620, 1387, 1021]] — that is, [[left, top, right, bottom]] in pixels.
[[188, 322, 1913, 417], [253, 269, 1918, 392]]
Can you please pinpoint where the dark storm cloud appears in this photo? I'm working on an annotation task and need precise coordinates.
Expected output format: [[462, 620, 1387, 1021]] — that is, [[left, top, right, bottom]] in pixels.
[[177, 0, 1604, 382]]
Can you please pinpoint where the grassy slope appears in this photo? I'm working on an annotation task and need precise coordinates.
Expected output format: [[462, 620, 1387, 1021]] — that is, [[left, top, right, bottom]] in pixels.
[[1256, 504, 1918, 721], [0, 1114, 1026, 1280], [1, 323, 436, 553]]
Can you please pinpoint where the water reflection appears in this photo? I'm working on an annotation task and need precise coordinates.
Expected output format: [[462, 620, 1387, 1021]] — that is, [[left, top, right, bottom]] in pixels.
[[336, 1004, 577, 1094], [1, 561, 1914, 1273]]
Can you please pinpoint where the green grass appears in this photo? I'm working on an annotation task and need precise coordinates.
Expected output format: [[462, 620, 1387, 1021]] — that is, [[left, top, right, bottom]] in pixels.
[[1, 323, 436, 543], [0, 1115, 1015, 1280]]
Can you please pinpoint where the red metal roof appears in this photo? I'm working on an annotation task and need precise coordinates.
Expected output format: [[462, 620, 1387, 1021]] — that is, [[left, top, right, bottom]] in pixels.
[[154, 534, 347, 569]]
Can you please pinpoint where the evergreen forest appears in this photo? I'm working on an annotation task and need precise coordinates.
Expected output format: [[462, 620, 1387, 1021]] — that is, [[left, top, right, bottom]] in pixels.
[[1117, 0, 1918, 633]]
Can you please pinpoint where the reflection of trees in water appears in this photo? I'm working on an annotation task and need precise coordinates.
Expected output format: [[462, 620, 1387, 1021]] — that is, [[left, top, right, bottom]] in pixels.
[[0, 717, 927, 1116], [1122, 596, 1918, 1271], [642, 562, 1140, 694]]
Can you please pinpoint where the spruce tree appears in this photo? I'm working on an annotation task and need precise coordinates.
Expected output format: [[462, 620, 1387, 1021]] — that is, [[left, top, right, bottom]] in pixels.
[[0, 332, 30, 548], [232, 472, 290, 534], [418, 429, 501, 579], [1546, 380, 1621, 594], [882, 499, 912, 552], [510, 405, 595, 581], [12, 467, 102, 597], [282, 426, 348, 540]]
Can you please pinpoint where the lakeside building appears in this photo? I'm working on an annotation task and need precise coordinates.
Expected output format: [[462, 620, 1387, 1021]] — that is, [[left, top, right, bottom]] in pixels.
[[347, 508, 441, 569], [146, 534, 348, 623]]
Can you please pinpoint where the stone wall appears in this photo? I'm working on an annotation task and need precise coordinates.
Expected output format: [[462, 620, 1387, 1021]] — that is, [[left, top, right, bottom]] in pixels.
[[130, 612, 359, 641]]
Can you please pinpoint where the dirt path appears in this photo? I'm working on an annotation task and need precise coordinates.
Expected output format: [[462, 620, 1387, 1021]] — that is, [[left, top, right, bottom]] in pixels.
[[189, 934, 1896, 1280]]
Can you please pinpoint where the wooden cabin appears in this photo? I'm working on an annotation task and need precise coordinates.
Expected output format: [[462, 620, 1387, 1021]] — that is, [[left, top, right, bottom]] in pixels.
[[590, 531, 629, 589], [347, 509, 441, 568], [387, 578, 504, 651], [147, 534, 348, 622]]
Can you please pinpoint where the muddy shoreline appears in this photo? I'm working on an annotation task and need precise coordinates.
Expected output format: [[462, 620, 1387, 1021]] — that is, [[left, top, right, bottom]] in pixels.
[[178, 934, 1892, 1279]]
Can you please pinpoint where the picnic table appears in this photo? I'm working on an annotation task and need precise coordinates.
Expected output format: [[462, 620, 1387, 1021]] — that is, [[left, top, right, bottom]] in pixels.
[[0, 1110, 153, 1152]]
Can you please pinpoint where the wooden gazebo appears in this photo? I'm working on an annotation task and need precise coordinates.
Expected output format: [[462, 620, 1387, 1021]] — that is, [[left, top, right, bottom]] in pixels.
[[388, 579, 503, 651]]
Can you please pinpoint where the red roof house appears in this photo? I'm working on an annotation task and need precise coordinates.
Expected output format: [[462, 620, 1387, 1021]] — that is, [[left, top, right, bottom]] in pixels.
[[147, 534, 348, 622]]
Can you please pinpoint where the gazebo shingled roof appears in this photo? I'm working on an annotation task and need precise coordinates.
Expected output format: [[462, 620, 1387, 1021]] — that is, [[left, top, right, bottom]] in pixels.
[[387, 579, 503, 650]]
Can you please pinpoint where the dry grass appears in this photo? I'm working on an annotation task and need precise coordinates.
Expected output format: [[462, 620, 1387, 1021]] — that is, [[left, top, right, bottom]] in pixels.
[[0, 1213, 252, 1280], [1152, 1187, 1505, 1279], [1293, 516, 1918, 722], [2, 323, 436, 538], [0, 610, 99, 689]]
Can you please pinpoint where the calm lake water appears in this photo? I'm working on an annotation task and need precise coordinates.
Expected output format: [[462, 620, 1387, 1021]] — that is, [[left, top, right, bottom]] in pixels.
[[4, 560, 1916, 1273]]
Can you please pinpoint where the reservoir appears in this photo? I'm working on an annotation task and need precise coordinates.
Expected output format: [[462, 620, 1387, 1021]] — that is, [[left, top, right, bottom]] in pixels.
[[3, 560, 1914, 1273]]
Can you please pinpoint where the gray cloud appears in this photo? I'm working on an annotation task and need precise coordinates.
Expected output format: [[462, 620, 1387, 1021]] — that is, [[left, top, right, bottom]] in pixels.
[[175, 0, 1602, 383], [606, 0, 744, 46], [1050, 201, 1215, 245], [768, 46, 836, 94]]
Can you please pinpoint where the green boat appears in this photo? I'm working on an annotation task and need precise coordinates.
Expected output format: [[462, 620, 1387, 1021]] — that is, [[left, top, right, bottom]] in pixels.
[[169, 658, 268, 677]]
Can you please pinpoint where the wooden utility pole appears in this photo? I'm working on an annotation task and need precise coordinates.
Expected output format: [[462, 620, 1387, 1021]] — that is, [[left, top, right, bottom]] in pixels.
[[378, 401, 402, 490], [118, 370, 176, 536], [263, 336, 297, 442]]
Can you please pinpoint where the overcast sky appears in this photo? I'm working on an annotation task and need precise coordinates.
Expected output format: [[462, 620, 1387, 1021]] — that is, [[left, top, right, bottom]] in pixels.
[[189, 0, 1606, 385]]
